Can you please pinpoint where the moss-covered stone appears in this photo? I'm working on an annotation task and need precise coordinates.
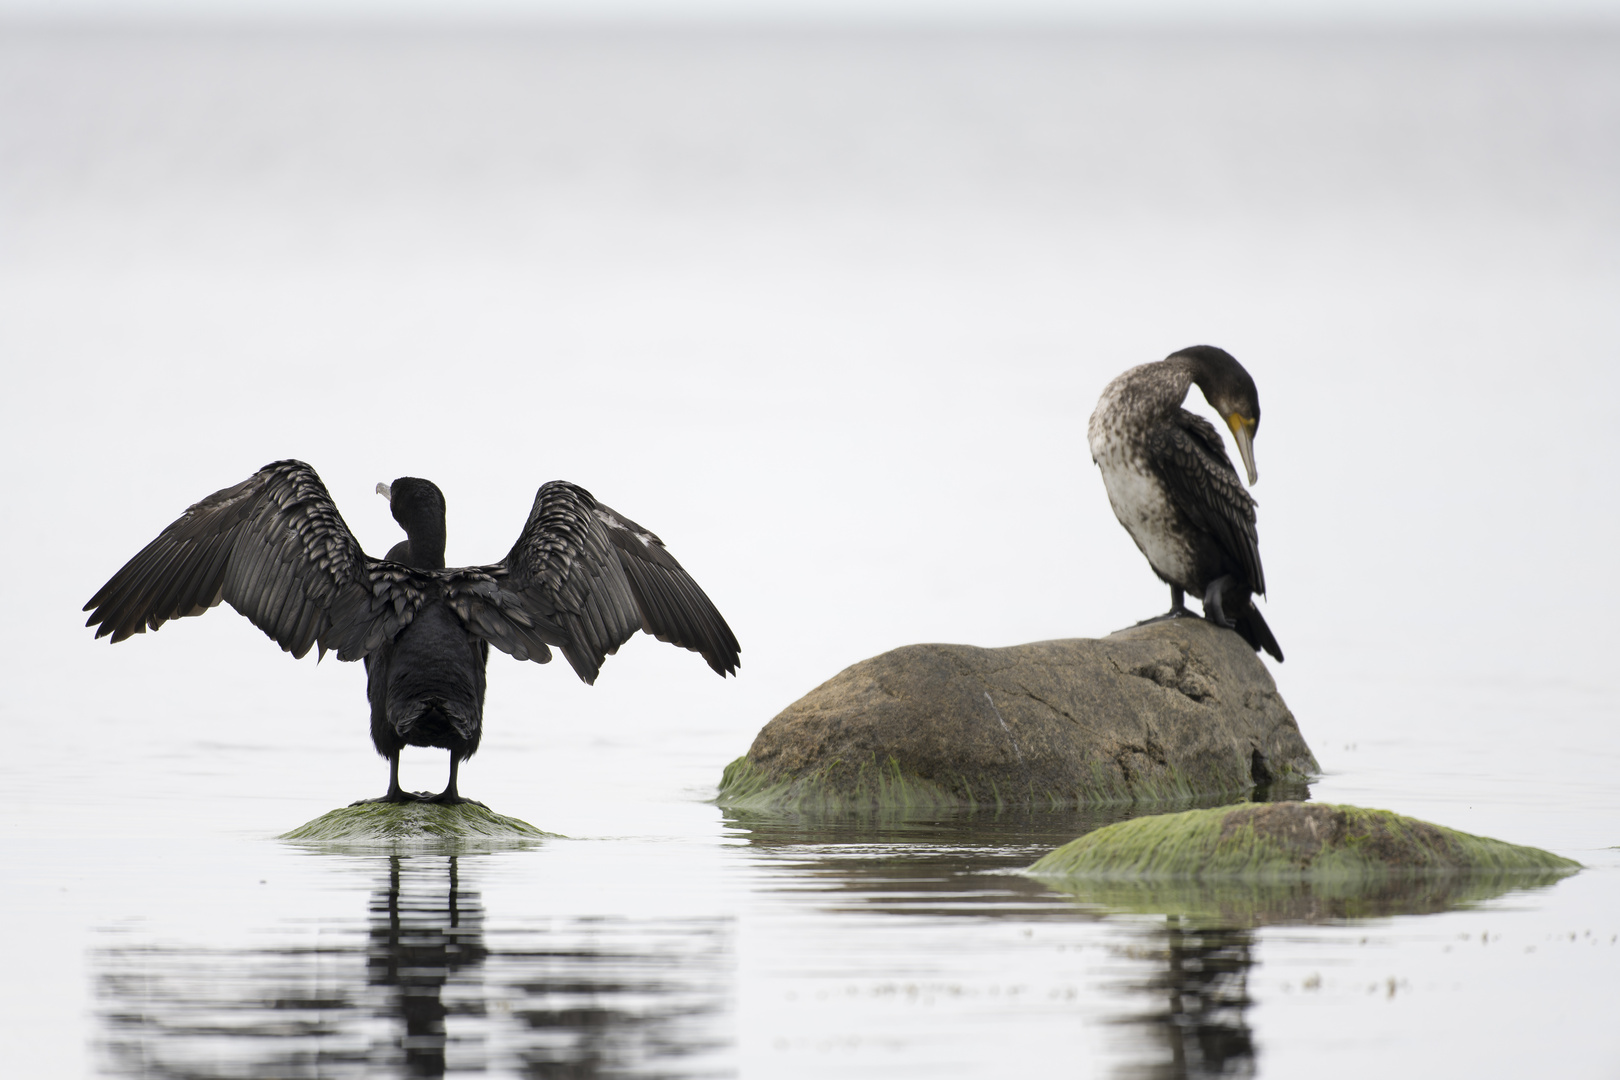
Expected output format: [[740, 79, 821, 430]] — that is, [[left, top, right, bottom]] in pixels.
[[718, 754, 971, 814], [1026, 802, 1580, 925], [1028, 802, 1579, 881], [1035, 866, 1580, 926], [718, 619, 1317, 812], [279, 802, 560, 846]]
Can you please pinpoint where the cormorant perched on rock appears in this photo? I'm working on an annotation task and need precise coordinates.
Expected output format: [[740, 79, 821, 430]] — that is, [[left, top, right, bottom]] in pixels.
[[1087, 346, 1282, 661], [84, 461, 741, 804]]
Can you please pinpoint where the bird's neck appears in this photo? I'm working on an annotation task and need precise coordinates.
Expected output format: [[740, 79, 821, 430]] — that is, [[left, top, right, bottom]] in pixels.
[[1117, 356, 1196, 420], [1163, 355, 1201, 401], [399, 523, 446, 569], [1170, 353, 1232, 417]]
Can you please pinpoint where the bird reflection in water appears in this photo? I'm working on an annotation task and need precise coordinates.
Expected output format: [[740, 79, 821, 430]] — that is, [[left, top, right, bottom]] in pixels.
[[94, 854, 731, 1078], [368, 856, 487, 1076], [1115, 918, 1256, 1080], [724, 808, 1259, 1079]]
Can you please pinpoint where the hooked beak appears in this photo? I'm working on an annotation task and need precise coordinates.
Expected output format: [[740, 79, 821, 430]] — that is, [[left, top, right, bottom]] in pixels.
[[1226, 415, 1259, 485], [375, 481, 392, 503]]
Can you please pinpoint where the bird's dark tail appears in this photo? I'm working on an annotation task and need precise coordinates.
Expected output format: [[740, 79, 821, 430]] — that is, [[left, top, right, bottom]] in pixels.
[[390, 698, 482, 755], [1232, 600, 1283, 663]]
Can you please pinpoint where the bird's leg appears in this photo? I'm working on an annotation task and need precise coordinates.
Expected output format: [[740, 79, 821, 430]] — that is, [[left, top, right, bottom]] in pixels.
[[1133, 585, 1195, 627], [426, 754, 487, 809], [1202, 576, 1237, 629], [350, 751, 423, 805]]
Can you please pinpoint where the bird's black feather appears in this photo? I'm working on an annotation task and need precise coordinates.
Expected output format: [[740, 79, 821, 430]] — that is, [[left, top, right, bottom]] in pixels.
[[85, 460, 739, 802], [1148, 412, 1266, 597], [1089, 347, 1282, 662], [592, 502, 742, 677], [84, 460, 412, 658]]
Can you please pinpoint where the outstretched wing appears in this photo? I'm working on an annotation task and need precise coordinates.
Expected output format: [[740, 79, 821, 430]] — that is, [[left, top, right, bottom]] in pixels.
[[84, 460, 422, 661], [496, 481, 646, 684], [1149, 412, 1266, 595], [496, 481, 740, 684], [437, 565, 564, 667], [592, 502, 741, 677]]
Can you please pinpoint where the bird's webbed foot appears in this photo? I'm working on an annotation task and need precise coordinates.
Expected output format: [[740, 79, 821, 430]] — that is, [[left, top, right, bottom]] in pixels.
[[423, 757, 485, 808], [1134, 586, 1196, 627], [1134, 610, 1195, 627], [1202, 576, 1238, 629], [349, 753, 431, 806], [350, 773, 435, 806], [424, 791, 488, 809], [349, 789, 432, 806]]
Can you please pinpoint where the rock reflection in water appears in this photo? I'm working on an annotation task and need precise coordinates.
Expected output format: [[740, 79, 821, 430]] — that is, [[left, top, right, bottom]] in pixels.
[[1052, 856, 1574, 1079], [94, 854, 731, 1078], [720, 802, 1250, 919], [1048, 865, 1580, 928], [716, 802, 1279, 1080]]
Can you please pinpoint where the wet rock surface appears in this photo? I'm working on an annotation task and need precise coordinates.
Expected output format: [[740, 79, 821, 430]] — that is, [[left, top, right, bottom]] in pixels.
[[1027, 801, 1580, 881], [1024, 802, 1580, 926], [279, 802, 558, 845], [718, 617, 1317, 811]]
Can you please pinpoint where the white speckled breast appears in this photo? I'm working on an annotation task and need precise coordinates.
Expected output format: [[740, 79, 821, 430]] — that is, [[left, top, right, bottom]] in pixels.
[[1087, 363, 1198, 588]]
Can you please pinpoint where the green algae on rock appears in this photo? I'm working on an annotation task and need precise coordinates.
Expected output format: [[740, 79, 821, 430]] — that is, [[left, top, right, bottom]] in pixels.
[[1035, 865, 1580, 927], [718, 754, 970, 815], [718, 618, 1317, 812], [1028, 802, 1579, 881], [279, 802, 559, 845], [1024, 801, 1580, 926]]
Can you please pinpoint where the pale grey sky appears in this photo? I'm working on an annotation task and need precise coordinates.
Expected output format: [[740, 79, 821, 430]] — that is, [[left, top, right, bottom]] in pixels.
[[2, 0, 1616, 23]]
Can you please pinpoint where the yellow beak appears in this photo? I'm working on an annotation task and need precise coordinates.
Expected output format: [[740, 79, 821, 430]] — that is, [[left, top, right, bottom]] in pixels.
[[1226, 414, 1258, 485]]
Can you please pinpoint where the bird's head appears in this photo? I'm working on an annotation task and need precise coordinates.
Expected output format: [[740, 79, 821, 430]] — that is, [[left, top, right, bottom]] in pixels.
[[1170, 344, 1262, 485], [376, 477, 447, 566], [377, 476, 445, 529]]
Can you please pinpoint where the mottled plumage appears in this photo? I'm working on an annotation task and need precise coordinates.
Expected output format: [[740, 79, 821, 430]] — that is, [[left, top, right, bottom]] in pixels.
[[1087, 346, 1282, 661], [84, 460, 740, 803]]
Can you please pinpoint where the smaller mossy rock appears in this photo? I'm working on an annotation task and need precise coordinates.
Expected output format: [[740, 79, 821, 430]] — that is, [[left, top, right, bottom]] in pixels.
[[719, 618, 1317, 812], [1028, 802, 1580, 881], [279, 802, 559, 846], [1026, 802, 1580, 925]]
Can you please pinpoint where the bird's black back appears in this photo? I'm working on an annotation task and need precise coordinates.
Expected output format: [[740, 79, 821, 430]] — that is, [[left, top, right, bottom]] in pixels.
[[1148, 410, 1266, 597], [367, 603, 488, 758]]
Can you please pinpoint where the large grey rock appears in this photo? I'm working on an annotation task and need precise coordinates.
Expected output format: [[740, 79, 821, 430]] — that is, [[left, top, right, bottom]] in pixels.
[[718, 617, 1317, 811]]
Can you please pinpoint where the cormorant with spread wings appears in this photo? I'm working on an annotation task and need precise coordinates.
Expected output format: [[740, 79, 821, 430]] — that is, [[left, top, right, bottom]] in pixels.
[[83, 461, 741, 804], [1087, 346, 1282, 661]]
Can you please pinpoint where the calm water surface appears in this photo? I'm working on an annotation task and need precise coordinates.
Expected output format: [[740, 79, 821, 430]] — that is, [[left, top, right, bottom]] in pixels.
[[2, 22, 1618, 1077], [10, 690, 1618, 1078]]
